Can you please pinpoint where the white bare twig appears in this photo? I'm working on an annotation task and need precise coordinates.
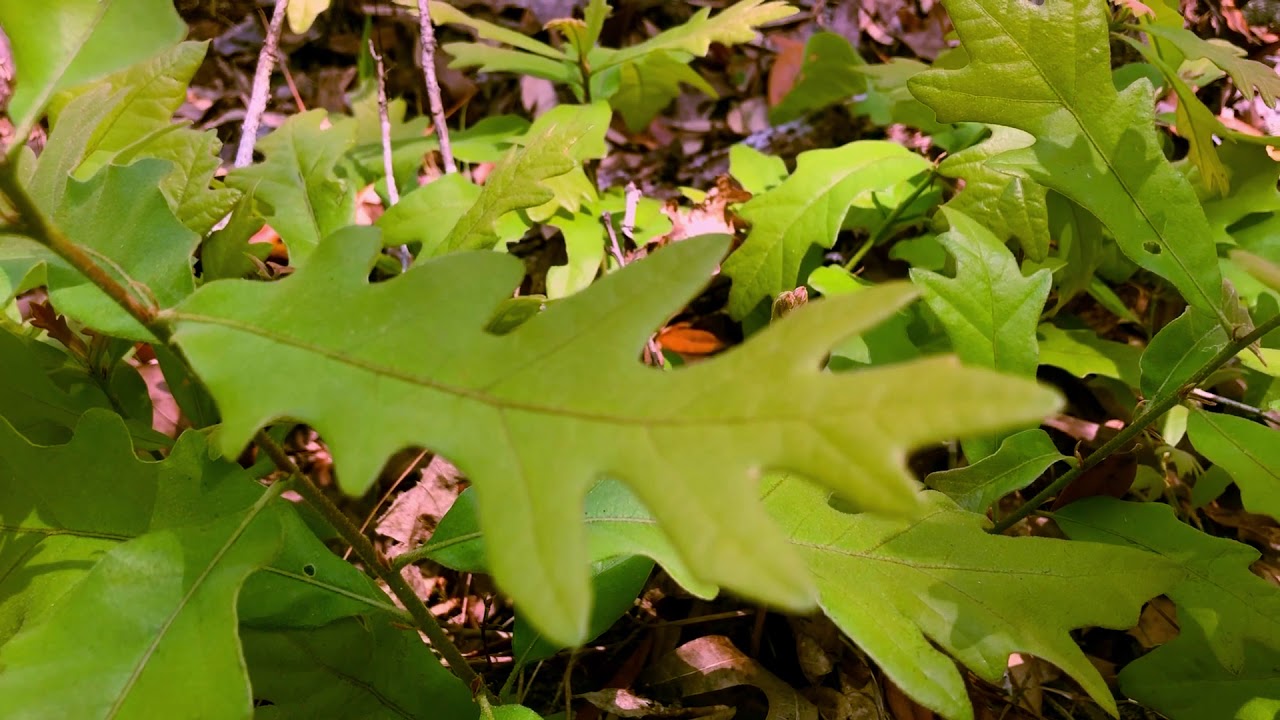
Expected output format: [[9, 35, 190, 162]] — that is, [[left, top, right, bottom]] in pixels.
[[417, 0, 456, 174], [235, 0, 290, 168], [621, 181, 640, 243], [368, 39, 412, 270]]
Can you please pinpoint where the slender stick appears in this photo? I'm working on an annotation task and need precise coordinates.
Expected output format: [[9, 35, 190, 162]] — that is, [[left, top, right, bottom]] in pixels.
[[236, 0, 290, 168], [368, 38, 412, 270], [991, 313, 1280, 533], [255, 431, 495, 701], [417, 0, 457, 173]]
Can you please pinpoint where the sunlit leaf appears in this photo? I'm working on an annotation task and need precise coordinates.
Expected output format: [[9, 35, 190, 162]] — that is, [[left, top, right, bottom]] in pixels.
[[1057, 499, 1280, 720], [171, 229, 1060, 645], [926, 429, 1070, 514]]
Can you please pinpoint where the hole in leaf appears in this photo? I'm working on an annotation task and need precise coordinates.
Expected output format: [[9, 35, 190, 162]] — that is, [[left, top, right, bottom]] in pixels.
[[1143, 241, 1162, 255], [302, 564, 316, 577]]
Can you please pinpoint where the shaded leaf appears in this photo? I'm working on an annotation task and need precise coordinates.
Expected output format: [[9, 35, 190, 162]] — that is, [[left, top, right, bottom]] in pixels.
[[1140, 307, 1229, 400], [645, 635, 818, 720], [1186, 409, 1280, 522], [609, 51, 717, 132], [723, 141, 929, 318], [1037, 323, 1142, 387], [1, 159, 199, 341], [1142, 24, 1280, 106], [171, 229, 1060, 645], [1056, 499, 1280, 720], [769, 32, 867, 125], [243, 615, 477, 719], [926, 429, 1070, 513], [911, 0, 1230, 328]]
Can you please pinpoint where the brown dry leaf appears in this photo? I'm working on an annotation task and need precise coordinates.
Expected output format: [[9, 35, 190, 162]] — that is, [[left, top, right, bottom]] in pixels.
[[788, 616, 842, 683], [656, 322, 728, 357], [1007, 653, 1060, 716], [1201, 504, 1280, 550], [645, 635, 818, 720], [376, 455, 465, 557], [1110, 0, 1155, 17], [577, 688, 730, 719], [25, 297, 88, 360], [657, 176, 751, 246], [768, 36, 807, 108], [884, 677, 934, 720], [135, 360, 181, 438], [1127, 596, 1179, 649], [1050, 451, 1138, 511]]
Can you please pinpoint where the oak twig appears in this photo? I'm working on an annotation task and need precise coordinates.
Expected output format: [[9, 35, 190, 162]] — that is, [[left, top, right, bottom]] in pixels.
[[235, 0, 290, 168], [417, 0, 457, 173], [992, 313, 1280, 533]]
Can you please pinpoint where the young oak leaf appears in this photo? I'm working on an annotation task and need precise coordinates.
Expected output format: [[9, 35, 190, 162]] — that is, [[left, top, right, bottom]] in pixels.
[[1056, 499, 1280, 720], [765, 479, 1180, 720], [910, 0, 1231, 330], [723, 140, 930, 319], [169, 228, 1061, 646]]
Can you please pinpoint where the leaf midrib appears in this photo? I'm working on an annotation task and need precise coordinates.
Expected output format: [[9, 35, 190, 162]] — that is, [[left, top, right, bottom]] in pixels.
[[971, 2, 1226, 328]]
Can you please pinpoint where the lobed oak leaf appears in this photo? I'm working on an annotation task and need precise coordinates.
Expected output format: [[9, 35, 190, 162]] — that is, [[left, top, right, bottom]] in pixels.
[[170, 228, 1060, 645]]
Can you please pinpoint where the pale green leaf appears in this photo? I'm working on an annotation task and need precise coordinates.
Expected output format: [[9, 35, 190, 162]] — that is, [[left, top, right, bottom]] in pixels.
[[767, 480, 1179, 720], [129, 128, 241, 236], [0, 0, 185, 142], [911, 208, 1052, 379], [225, 110, 356, 267], [428, 0, 566, 60], [768, 32, 867, 124], [729, 144, 788, 195], [1199, 143, 1280, 246], [1140, 307, 1229, 400], [171, 229, 1061, 645], [377, 174, 482, 259], [1142, 24, 1280, 106], [442, 103, 610, 254], [50, 41, 208, 178], [925, 429, 1070, 513], [439, 43, 579, 86], [939, 127, 1051, 261], [910, 0, 1230, 329], [287, 0, 331, 33], [1037, 323, 1142, 387], [1056, 499, 1280, 720], [600, 0, 797, 70], [723, 141, 930, 319], [243, 615, 477, 719], [1186, 409, 1280, 521]]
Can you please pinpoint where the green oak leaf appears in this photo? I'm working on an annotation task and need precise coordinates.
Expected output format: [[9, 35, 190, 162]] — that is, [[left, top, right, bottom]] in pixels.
[[598, 0, 797, 71], [911, 208, 1052, 377], [225, 110, 356, 267], [0, 0, 185, 143], [440, 103, 610, 255], [1140, 307, 1229, 400], [729, 144, 788, 195], [0, 410, 392, 649], [1186, 409, 1280, 522], [910, 0, 1230, 329], [1056, 499, 1280, 720], [242, 615, 476, 719], [768, 32, 867, 124], [169, 229, 1060, 645], [50, 41, 208, 178], [0, 326, 166, 449], [131, 127, 241, 236], [609, 50, 717, 132], [1037, 323, 1142, 387], [723, 140, 930, 319], [939, 127, 1050, 262], [378, 174, 483, 258], [925, 429, 1070, 514], [766, 478, 1179, 720], [1141, 24, 1280, 106], [1, 159, 199, 341], [1195, 142, 1280, 246]]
